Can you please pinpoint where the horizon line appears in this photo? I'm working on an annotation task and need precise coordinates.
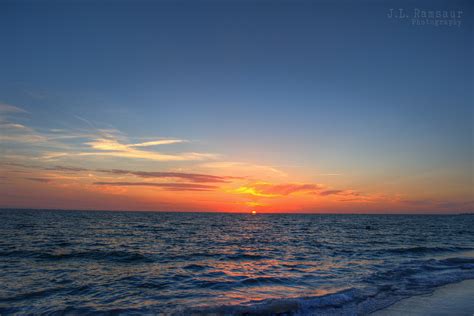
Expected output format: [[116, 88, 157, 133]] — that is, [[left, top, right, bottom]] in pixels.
[[0, 207, 472, 216]]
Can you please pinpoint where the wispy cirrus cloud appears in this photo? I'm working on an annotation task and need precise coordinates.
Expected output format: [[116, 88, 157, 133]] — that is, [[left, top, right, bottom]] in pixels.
[[0, 123, 29, 130], [0, 105, 60, 145], [0, 106, 217, 163], [78, 138, 217, 162], [129, 139, 186, 147], [0, 104, 43, 143], [0, 103, 28, 114], [94, 181, 217, 191], [78, 149, 216, 162], [0, 127, 214, 162], [0, 134, 48, 143], [200, 161, 287, 178]]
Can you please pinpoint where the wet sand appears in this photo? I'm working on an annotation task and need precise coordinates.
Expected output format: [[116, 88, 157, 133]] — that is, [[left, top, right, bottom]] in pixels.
[[372, 279, 474, 316]]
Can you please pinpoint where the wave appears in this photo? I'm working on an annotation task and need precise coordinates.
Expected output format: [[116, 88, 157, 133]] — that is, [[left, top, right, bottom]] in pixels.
[[161, 252, 269, 263], [0, 249, 270, 265], [382, 246, 474, 255], [222, 253, 269, 261], [182, 256, 474, 316], [0, 249, 152, 263]]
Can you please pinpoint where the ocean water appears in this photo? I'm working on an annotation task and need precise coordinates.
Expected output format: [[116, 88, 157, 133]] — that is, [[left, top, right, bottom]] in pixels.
[[0, 210, 473, 315]]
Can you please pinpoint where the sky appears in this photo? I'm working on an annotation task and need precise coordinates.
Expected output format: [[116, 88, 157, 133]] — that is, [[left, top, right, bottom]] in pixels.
[[0, 0, 472, 213]]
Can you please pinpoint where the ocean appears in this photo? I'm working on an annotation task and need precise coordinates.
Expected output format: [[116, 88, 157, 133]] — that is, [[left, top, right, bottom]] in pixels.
[[0, 210, 473, 315]]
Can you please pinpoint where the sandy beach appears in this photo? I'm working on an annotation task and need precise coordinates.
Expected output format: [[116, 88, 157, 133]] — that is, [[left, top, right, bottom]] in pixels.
[[372, 279, 474, 316]]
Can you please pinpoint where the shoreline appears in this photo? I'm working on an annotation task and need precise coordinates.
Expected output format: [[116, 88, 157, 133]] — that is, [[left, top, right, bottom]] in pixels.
[[372, 279, 474, 315]]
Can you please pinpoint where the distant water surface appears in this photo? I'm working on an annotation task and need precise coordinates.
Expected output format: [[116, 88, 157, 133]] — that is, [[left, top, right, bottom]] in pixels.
[[0, 210, 473, 315]]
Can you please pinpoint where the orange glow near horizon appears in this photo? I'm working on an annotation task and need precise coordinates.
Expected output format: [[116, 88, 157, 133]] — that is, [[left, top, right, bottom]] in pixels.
[[1, 160, 470, 214], [0, 124, 472, 215]]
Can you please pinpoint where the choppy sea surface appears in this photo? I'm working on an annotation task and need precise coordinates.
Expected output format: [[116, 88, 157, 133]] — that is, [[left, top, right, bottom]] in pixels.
[[0, 210, 473, 315]]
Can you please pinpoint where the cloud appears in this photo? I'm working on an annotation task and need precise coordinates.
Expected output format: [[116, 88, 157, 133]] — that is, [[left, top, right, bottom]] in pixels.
[[96, 168, 238, 183], [316, 189, 382, 202], [0, 103, 27, 114], [86, 138, 133, 151], [26, 136, 215, 162], [0, 109, 50, 144], [87, 138, 185, 151], [234, 182, 322, 197], [46, 166, 90, 172], [44, 165, 241, 183], [0, 134, 48, 143], [12, 164, 242, 184], [0, 162, 34, 169], [200, 161, 287, 178], [334, 191, 386, 203], [0, 123, 29, 130], [129, 139, 186, 147], [94, 181, 217, 191], [25, 177, 52, 183], [41, 152, 70, 160], [78, 151, 216, 161], [0, 111, 215, 163], [319, 189, 345, 196], [232, 181, 382, 203], [81, 138, 217, 162]]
